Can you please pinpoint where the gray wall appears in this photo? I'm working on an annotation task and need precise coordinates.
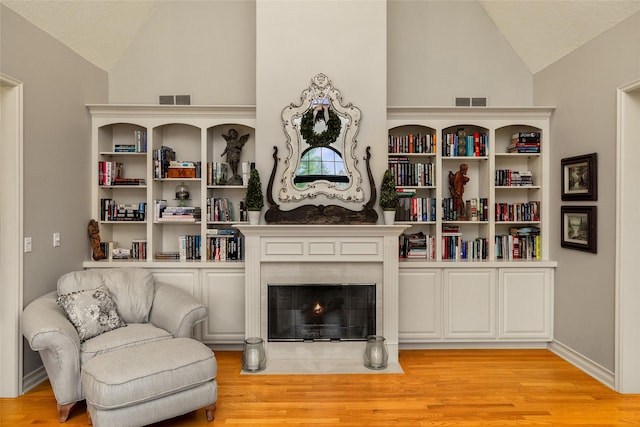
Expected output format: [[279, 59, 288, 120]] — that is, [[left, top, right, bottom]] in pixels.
[[388, 0, 532, 106], [109, 0, 256, 105], [534, 11, 640, 372], [0, 5, 108, 374]]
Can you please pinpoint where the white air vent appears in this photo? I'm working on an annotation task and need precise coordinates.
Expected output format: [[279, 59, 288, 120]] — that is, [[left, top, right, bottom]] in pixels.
[[455, 97, 488, 107]]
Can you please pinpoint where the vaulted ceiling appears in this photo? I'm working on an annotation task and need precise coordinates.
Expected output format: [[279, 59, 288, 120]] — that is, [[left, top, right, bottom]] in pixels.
[[3, 0, 640, 73]]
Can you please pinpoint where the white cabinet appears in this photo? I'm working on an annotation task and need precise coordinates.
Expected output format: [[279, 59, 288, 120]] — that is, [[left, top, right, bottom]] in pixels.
[[201, 268, 245, 345], [398, 264, 554, 345], [444, 268, 496, 339], [498, 268, 553, 340], [398, 268, 441, 341]]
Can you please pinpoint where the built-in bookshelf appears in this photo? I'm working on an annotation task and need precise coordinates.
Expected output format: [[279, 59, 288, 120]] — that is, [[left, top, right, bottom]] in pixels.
[[387, 107, 553, 263], [86, 105, 255, 264]]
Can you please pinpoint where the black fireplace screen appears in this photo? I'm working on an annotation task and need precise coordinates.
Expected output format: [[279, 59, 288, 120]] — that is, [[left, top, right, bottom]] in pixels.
[[268, 284, 376, 341]]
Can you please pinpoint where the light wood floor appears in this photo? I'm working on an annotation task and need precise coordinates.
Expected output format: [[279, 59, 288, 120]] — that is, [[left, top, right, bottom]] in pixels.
[[2, 349, 640, 426]]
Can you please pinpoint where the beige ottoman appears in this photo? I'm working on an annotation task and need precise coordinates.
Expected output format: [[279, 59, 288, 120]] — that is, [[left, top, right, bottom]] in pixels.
[[81, 337, 217, 427]]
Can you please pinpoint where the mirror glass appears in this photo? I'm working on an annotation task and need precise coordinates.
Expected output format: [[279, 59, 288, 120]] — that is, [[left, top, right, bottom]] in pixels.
[[279, 73, 364, 203]]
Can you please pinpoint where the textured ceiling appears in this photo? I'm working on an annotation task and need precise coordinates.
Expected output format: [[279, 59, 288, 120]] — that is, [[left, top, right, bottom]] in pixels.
[[3, 0, 640, 73]]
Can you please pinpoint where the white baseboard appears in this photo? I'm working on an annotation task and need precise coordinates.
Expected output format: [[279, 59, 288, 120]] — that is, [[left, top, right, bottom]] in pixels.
[[21, 366, 47, 394], [548, 340, 615, 390]]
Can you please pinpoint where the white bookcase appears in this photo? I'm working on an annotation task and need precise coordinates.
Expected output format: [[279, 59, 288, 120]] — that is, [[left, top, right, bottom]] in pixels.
[[389, 107, 556, 345], [85, 104, 255, 265]]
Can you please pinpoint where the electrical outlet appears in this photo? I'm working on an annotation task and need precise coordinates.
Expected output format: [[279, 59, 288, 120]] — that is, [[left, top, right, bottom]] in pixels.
[[53, 232, 61, 247], [24, 237, 32, 253]]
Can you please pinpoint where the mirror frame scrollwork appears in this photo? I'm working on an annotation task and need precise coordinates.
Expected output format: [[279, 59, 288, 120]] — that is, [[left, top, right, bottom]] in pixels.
[[265, 74, 377, 224]]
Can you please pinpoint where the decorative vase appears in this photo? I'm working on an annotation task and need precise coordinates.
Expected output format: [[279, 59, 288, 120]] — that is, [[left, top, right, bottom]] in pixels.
[[383, 210, 396, 225], [242, 337, 266, 372], [248, 210, 260, 225], [364, 335, 388, 370]]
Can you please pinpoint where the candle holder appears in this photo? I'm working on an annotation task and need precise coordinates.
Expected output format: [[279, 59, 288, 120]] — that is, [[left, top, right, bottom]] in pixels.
[[363, 335, 388, 370], [242, 337, 266, 372]]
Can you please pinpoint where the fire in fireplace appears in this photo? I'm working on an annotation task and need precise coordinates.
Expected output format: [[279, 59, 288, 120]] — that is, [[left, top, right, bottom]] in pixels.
[[268, 284, 376, 342]]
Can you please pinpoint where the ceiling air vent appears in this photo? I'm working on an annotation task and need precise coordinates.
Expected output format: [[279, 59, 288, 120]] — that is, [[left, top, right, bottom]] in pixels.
[[455, 97, 488, 107]]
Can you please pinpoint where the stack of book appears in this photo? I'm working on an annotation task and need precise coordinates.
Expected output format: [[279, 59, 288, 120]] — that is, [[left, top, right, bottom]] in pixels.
[[100, 199, 146, 222], [399, 231, 435, 259], [508, 132, 540, 153], [158, 206, 202, 222]]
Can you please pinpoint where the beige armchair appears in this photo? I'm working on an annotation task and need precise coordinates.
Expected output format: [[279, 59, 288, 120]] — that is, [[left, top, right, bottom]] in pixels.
[[22, 268, 207, 422]]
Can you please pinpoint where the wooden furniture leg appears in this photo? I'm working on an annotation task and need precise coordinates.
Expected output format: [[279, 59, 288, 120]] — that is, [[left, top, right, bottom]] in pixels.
[[57, 401, 77, 423], [204, 403, 216, 422]]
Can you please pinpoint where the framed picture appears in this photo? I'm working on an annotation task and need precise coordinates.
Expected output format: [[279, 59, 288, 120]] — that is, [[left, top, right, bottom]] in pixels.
[[561, 206, 597, 253], [561, 153, 597, 201]]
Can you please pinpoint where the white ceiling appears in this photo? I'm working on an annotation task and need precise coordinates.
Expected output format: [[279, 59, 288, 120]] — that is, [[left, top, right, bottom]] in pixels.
[[3, 0, 640, 73]]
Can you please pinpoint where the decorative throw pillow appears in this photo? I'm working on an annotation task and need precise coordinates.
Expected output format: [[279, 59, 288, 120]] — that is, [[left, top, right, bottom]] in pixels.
[[57, 285, 126, 342]]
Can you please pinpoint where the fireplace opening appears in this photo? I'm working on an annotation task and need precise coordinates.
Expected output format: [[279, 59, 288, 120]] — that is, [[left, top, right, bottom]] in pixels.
[[268, 284, 376, 342]]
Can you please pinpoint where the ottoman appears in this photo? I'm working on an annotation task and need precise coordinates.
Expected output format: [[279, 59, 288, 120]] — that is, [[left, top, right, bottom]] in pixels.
[[81, 337, 217, 427]]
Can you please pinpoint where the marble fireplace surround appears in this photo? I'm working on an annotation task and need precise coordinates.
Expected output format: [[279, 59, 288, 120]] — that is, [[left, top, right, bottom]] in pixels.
[[235, 225, 407, 373]]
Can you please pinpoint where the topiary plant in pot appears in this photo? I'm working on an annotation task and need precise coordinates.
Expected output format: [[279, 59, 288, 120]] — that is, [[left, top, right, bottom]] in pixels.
[[245, 168, 264, 224], [379, 169, 398, 224]]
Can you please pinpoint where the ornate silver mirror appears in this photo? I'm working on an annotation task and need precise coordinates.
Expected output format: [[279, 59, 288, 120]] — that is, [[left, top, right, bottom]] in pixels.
[[265, 74, 377, 224]]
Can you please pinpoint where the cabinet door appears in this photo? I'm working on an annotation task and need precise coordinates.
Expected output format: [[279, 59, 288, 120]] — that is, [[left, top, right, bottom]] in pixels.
[[499, 268, 553, 340], [444, 269, 496, 339], [201, 269, 245, 344], [150, 269, 199, 296], [398, 268, 442, 341]]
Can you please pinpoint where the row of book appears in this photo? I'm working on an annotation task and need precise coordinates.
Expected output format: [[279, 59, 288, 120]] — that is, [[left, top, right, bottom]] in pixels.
[[442, 197, 489, 221], [442, 132, 488, 157], [507, 132, 540, 153], [206, 197, 246, 222], [495, 201, 540, 222], [396, 194, 437, 222], [495, 227, 541, 260], [495, 170, 534, 187], [442, 236, 489, 260], [206, 229, 243, 261], [387, 159, 434, 187], [113, 130, 147, 153], [178, 235, 201, 260], [206, 161, 254, 186], [130, 240, 147, 260], [98, 161, 122, 186], [100, 199, 146, 222], [397, 227, 541, 260], [388, 133, 436, 154]]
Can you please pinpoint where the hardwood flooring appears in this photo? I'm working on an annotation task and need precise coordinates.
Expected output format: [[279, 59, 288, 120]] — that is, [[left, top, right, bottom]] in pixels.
[[2, 349, 639, 426]]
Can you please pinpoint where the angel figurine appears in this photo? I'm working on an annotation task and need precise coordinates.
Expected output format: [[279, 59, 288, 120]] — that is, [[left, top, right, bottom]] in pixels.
[[221, 128, 250, 185]]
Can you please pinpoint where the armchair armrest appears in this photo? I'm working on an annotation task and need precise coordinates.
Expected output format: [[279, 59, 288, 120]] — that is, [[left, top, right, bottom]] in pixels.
[[21, 291, 82, 405], [149, 284, 208, 338]]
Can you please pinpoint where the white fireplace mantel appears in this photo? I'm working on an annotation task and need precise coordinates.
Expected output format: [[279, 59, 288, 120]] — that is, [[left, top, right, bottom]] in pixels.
[[235, 224, 408, 369]]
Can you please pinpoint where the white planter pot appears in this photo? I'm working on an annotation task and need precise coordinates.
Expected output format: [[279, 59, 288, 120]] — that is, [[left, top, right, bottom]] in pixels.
[[383, 211, 396, 225], [248, 211, 261, 225]]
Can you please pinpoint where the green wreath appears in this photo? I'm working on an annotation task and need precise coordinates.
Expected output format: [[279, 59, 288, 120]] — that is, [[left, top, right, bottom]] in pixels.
[[300, 108, 342, 148]]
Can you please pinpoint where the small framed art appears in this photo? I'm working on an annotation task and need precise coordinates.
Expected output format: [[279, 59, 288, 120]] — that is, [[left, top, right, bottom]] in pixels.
[[561, 206, 597, 253], [561, 153, 597, 201]]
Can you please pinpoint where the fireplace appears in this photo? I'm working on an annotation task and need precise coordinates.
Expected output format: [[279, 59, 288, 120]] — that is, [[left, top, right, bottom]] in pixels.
[[235, 224, 407, 373], [268, 284, 376, 342]]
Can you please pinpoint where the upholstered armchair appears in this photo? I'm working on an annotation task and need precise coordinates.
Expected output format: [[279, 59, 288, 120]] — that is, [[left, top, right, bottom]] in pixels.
[[22, 268, 208, 422]]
